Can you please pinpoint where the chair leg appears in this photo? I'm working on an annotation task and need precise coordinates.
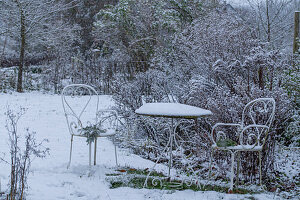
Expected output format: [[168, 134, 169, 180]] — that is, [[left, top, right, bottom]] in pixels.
[[113, 136, 118, 166], [209, 149, 214, 179], [89, 142, 91, 167], [67, 135, 74, 169], [94, 138, 97, 165], [230, 151, 235, 191], [236, 151, 240, 186], [259, 151, 262, 186]]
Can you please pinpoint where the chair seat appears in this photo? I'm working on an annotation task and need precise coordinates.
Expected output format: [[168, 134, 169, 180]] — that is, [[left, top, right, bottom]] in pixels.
[[97, 128, 116, 137], [73, 129, 116, 137], [212, 144, 263, 151]]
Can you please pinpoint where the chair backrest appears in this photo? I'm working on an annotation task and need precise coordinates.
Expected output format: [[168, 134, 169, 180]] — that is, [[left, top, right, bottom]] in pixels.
[[62, 84, 99, 135], [241, 98, 276, 147]]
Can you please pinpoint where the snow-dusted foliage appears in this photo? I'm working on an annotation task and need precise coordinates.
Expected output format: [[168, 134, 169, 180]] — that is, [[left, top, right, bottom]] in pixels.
[[0, 67, 17, 92], [112, 69, 173, 154], [281, 53, 300, 147], [73, 0, 211, 95], [93, 0, 204, 64]]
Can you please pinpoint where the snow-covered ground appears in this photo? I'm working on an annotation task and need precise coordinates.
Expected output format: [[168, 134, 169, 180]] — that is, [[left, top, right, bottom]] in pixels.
[[0, 93, 291, 199]]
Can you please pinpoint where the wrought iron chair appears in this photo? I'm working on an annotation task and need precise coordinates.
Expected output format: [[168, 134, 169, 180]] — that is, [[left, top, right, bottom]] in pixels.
[[209, 98, 276, 191], [61, 84, 118, 168]]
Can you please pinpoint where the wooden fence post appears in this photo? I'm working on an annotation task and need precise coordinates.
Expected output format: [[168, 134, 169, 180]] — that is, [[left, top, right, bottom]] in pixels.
[[293, 11, 300, 54]]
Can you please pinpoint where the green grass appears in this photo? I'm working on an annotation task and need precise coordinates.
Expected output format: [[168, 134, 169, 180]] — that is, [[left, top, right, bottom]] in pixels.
[[106, 173, 122, 176], [110, 181, 123, 188], [106, 167, 166, 177], [106, 168, 254, 194], [109, 176, 254, 194]]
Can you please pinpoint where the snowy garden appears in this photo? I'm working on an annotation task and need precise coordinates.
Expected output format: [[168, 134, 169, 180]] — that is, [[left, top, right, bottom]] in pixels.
[[0, 93, 298, 200], [0, 0, 300, 200]]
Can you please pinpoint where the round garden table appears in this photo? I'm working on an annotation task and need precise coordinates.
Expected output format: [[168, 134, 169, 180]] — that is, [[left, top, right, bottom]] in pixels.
[[135, 103, 212, 188]]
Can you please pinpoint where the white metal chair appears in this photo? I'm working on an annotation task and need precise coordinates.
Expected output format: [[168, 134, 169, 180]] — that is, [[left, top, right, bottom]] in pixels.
[[61, 84, 118, 168], [209, 98, 276, 191]]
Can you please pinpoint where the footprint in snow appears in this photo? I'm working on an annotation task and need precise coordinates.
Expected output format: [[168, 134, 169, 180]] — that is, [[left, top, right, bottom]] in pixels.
[[70, 191, 86, 198]]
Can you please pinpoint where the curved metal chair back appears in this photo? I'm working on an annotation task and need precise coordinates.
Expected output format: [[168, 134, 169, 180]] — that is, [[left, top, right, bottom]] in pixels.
[[241, 98, 276, 147], [62, 84, 99, 136]]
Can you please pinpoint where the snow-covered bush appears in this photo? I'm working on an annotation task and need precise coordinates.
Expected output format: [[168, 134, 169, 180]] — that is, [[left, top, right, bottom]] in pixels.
[[0, 66, 43, 92], [281, 53, 300, 147], [0, 67, 17, 92], [283, 111, 300, 147], [93, 0, 205, 66], [112, 69, 174, 156]]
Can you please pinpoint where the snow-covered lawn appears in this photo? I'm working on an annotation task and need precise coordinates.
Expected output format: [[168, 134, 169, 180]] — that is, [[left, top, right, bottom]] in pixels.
[[0, 93, 289, 199]]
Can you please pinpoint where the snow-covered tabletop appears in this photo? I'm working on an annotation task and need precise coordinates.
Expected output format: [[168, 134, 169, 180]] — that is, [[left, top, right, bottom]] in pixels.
[[135, 103, 212, 118]]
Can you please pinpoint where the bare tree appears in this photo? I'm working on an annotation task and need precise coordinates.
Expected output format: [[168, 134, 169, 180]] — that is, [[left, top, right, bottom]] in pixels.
[[245, 0, 296, 50], [0, 0, 77, 92]]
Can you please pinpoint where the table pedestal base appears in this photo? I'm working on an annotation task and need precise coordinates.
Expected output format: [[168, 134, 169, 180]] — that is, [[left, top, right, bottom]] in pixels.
[[143, 120, 200, 189]]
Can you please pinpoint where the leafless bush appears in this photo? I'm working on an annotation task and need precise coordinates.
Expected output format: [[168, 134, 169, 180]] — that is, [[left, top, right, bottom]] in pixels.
[[1, 107, 49, 200]]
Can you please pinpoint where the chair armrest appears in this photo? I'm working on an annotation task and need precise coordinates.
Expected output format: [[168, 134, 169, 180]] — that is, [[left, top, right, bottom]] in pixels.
[[98, 109, 118, 115], [211, 123, 242, 145], [239, 124, 269, 149], [212, 123, 242, 129], [97, 109, 119, 121], [97, 109, 119, 133]]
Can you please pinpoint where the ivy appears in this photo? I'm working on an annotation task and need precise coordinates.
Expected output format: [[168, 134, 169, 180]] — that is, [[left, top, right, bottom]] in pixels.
[[216, 138, 237, 147], [80, 125, 107, 144]]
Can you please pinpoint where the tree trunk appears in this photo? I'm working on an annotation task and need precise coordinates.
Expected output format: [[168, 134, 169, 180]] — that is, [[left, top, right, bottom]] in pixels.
[[54, 61, 59, 94], [266, 0, 271, 43], [293, 11, 299, 54], [17, 8, 26, 93], [258, 67, 264, 90]]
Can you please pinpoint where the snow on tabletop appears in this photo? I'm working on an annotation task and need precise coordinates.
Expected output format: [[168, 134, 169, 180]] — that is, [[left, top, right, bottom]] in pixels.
[[135, 103, 212, 118]]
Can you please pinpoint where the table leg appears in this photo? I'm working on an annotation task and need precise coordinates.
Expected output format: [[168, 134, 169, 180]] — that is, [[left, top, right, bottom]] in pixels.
[[143, 134, 172, 188], [168, 118, 174, 177]]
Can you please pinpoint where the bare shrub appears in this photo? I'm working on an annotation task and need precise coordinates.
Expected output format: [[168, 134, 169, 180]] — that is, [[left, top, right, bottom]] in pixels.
[[1, 107, 49, 200]]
